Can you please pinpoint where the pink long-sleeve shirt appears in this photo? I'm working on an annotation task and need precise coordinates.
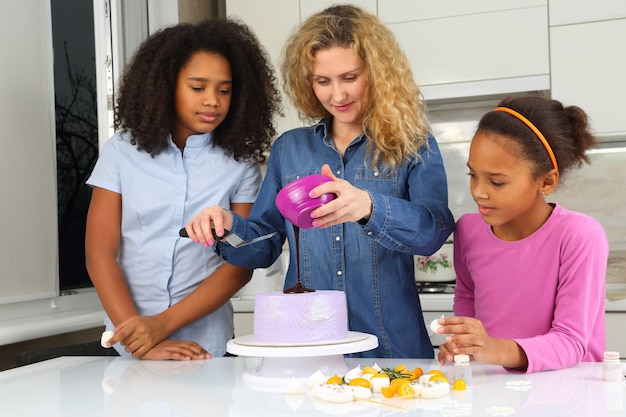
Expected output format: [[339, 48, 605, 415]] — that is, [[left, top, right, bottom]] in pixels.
[[453, 204, 608, 373]]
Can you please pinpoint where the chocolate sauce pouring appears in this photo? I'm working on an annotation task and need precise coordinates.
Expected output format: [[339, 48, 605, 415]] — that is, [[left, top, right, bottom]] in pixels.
[[283, 225, 315, 293]]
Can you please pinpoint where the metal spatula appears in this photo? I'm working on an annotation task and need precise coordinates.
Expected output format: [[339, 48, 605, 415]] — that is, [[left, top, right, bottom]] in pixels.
[[179, 228, 276, 248]]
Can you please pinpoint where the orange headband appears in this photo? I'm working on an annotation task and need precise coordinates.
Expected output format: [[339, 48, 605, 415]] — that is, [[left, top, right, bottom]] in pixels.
[[494, 107, 558, 171]]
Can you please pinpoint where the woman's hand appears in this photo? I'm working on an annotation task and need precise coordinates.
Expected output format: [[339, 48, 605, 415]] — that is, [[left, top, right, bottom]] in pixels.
[[184, 205, 233, 246], [309, 164, 372, 227]]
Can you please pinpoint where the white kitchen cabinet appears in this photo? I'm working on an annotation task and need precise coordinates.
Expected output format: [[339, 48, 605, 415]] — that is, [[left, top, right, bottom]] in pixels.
[[225, 0, 297, 66], [550, 19, 626, 136], [387, 6, 549, 100], [605, 313, 626, 358], [225, 0, 303, 133], [227, 0, 550, 104], [378, 0, 546, 23], [549, 0, 626, 26], [299, 0, 376, 20]]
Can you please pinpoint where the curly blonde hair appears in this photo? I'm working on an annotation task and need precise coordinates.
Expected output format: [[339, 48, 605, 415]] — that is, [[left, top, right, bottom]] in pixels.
[[281, 4, 430, 169]]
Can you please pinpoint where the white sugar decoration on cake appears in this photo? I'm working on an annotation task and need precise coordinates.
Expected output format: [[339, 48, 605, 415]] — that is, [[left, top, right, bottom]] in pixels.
[[253, 290, 348, 344]]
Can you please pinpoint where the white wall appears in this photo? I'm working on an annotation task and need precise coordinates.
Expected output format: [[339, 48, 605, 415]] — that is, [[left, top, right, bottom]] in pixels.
[[0, 1, 58, 302]]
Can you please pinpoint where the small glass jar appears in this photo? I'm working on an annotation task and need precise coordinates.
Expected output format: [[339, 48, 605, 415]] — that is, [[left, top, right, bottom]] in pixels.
[[454, 354, 472, 387], [603, 351, 622, 382]]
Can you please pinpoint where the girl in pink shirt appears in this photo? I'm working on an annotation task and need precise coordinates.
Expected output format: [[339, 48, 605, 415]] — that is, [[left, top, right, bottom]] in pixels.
[[436, 96, 608, 372]]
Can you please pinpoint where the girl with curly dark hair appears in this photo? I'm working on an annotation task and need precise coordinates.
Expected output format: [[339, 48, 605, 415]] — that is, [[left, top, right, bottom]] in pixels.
[[85, 18, 281, 360]]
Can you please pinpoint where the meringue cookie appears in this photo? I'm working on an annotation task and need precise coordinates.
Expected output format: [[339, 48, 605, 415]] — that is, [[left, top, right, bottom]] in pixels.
[[413, 380, 450, 399], [430, 316, 444, 333], [285, 378, 305, 395], [100, 330, 114, 348], [307, 370, 327, 388], [343, 365, 363, 382]]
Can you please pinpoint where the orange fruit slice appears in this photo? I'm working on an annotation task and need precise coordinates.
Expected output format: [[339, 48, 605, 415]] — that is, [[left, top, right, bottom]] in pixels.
[[362, 366, 378, 374], [326, 375, 342, 385], [381, 385, 397, 398], [412, 367, 424, 379], [397, 383, 416, 397], [427, 369, 444, 377], [394, 364, 408, 372], [349, 377, 371, 389], [390, 378, 411, 387], [429, 374, 450, 383], [452, 379, 467, 390]]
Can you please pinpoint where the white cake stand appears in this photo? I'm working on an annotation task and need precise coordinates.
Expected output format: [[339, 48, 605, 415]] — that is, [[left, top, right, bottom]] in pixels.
[[227, 331, 378, 392]]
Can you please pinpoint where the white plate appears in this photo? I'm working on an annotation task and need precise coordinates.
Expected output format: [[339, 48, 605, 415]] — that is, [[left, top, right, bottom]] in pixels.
[[232, 331, 368, 348], [227, 332, 378, 358]]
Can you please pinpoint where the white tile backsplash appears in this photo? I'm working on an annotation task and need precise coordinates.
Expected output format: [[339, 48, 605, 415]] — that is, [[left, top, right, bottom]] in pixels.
[[430, 106, 484, 222], [551, 147, 626, 250], [438, 141, 474, 220]]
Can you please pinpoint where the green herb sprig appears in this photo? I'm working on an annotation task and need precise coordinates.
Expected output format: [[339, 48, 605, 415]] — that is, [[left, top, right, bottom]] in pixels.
[[381, 367, 414, 380]]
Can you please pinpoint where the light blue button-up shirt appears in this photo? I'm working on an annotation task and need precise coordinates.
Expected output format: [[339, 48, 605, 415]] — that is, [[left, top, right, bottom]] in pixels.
[[87, 131, 261, 357], [217, 119, 455, 358]]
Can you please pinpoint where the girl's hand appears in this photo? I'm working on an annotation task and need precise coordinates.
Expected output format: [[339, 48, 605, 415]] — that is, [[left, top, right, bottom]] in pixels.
[[309, 164, 372, 228], [184, 205, 233, 246], [437, 316, 526, 368], [435, 315, 466, 365], [140, 339, 211, 361], [437, 316, 492, 361], [437, 342, 456, 365], [109, 315, 170, 358]]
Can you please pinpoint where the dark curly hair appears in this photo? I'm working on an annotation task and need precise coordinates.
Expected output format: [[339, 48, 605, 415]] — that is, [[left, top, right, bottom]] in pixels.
[[114, 18, 282, 162], [476, 95, 597, 183]]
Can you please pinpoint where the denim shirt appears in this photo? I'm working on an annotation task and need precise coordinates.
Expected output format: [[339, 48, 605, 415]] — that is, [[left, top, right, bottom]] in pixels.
[[218, 119, 455, 358]]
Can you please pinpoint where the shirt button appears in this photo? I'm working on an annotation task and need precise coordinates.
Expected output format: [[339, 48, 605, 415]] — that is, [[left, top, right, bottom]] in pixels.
[[335, 236, 341, 241], [367, 231, 373, 236], [336, 170, 341, 175], [337, 271, 343, 276], [374, 172, 379, 177]]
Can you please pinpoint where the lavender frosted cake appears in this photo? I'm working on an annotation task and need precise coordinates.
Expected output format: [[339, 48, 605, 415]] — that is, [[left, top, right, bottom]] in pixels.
[[253, 290, 348, 344]]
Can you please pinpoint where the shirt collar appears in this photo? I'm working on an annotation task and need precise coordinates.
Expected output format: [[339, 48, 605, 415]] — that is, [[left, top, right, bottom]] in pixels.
[[314, 118, 368, 148], [184, 131, 213, 148], [167, 131, 213, 150]]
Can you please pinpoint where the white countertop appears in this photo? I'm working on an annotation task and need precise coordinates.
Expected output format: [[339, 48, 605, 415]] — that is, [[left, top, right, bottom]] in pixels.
[[1, 355, 624, 416]]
